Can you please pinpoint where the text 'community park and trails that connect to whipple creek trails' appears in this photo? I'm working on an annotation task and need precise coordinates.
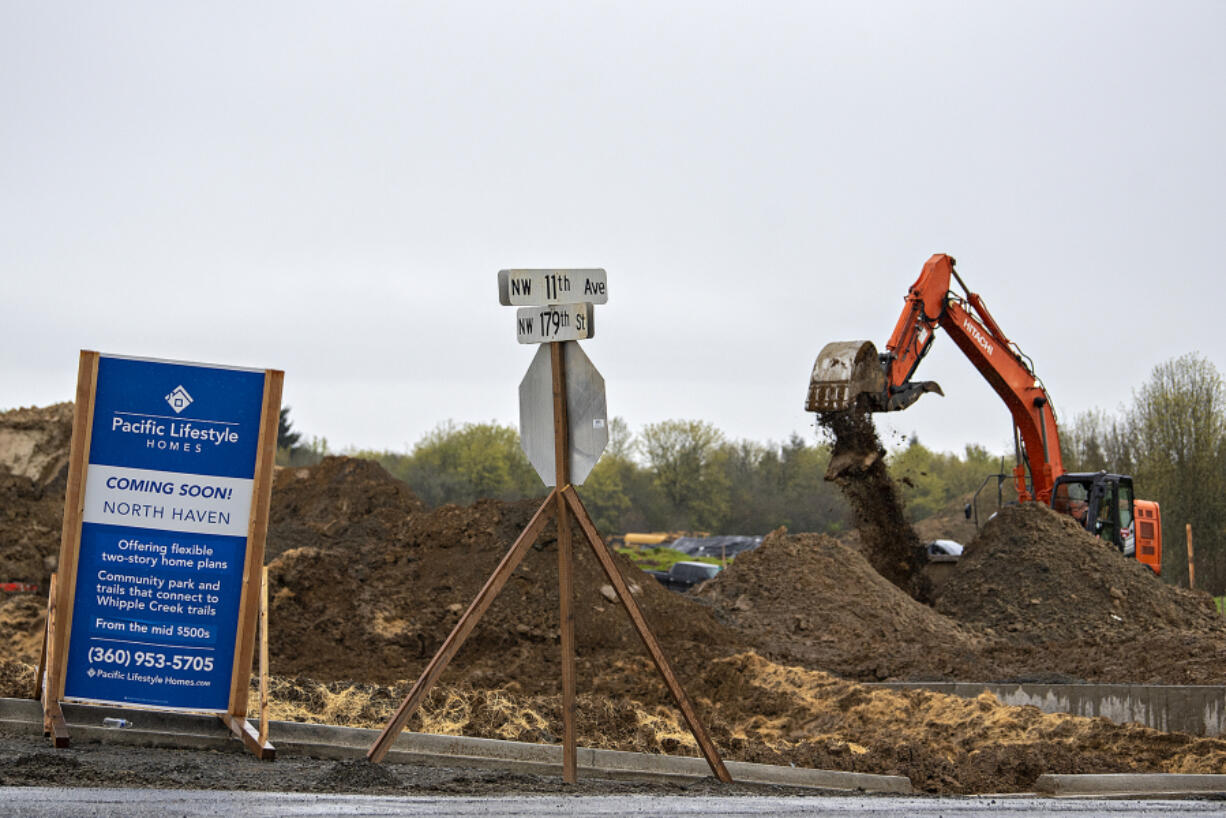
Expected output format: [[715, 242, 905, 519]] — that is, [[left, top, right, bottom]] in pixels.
[[63, 356, 268, 712]]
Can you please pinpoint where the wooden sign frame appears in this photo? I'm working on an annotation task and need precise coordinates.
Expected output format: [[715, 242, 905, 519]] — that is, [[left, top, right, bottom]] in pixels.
[[43, 350, 282, 759]]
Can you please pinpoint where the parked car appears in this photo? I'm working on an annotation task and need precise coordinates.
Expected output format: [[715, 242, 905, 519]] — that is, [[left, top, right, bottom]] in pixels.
[[670, 535, 762, 560], [647, 561, 722, 593], [925, 539, 964, 557]]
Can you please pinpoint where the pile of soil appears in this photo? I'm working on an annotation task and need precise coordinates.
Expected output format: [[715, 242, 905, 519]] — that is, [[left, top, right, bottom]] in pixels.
[[266, 457, 746, 695], [938, 503, 1224, 641], [0, 596, 45, 668], [695, 529, 995, 681], [936, 502, 1226, 684], [267, 457, 425, 560], [0, 404, 70, 661], [0, 473, 62, 590], [0, 403, 74, 488], [0, 404, 72, 588], [818, 409, 929, 602]]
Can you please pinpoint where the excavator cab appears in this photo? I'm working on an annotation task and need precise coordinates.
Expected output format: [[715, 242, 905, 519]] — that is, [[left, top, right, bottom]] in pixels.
[[1051, 473, 1162, 574], [1052, 473, 1127, 547]]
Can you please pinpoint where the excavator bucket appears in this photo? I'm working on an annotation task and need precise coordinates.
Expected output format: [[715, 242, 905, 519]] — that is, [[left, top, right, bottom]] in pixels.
[[805, 341, 887, 412]]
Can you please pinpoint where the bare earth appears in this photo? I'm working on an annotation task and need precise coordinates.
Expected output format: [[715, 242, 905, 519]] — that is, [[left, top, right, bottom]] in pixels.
[[2, 403, 1225, 794]]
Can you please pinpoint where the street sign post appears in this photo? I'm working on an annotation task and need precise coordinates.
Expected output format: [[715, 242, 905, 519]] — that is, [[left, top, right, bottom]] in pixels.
[[368, 268, 730, 787]]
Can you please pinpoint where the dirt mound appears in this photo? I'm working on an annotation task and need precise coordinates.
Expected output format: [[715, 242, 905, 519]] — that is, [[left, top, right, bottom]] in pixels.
[[0, 401, 72, 589], [268, 456, 424, 560], [266, 457, 746, 693], [695, 529, 995, 681], [0, 403, 74, 487], [819, 409, 929, 602], [0, 473, 63, 588], [930, 502, 1226, 684], [0, 595, 46, 665], [937, 503, 1225, 643]]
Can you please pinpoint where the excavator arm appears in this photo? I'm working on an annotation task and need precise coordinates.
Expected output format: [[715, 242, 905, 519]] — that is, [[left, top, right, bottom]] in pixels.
[[807, 254, 1064, 502]]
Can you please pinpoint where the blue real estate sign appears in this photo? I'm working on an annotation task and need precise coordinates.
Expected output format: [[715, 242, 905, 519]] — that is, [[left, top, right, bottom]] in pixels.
[[64, 355, 267, 711]]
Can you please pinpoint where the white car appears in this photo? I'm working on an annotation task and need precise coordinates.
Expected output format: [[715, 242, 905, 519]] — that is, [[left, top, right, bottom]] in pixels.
[[926, 539, 964, 557]]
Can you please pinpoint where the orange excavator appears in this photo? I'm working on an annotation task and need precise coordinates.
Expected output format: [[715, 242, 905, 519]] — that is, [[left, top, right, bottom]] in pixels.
[[806, 253, 1163, 574]]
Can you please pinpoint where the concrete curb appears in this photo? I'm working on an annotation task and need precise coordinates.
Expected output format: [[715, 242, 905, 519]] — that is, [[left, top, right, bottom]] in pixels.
[[0, 698, 910, 794], [1035, 773, 1226, 796], [869, 681, 1226, 737]]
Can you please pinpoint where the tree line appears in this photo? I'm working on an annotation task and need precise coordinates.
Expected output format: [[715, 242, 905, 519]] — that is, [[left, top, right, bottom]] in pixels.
[[280, 415, 1010, 541], [1060, 353, 1226, 593], [279, 352, 1226, 595], [344, 418, 852, 536]]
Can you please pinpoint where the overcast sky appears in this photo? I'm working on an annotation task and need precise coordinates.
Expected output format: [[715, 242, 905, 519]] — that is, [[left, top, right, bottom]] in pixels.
[[3, 1, 1223, 460]]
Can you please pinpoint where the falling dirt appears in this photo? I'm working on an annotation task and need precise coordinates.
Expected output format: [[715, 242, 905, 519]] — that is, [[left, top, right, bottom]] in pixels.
[[817, 408, 930, 603]]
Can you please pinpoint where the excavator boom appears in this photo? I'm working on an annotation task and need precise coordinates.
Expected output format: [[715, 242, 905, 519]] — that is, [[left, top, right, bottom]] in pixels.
[[806, 254, 1062, 502]]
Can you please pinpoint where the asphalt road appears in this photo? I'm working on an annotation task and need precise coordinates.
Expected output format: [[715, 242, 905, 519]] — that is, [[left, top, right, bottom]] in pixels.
[[1, 788, 1223, 817]]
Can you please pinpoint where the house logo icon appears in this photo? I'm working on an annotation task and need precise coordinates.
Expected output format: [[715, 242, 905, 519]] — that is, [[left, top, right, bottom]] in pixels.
[[165, 385, 193, 414]]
